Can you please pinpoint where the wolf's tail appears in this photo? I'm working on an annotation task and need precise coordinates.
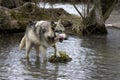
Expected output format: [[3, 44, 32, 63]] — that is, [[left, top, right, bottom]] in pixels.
[[19, 35, 26, 50]]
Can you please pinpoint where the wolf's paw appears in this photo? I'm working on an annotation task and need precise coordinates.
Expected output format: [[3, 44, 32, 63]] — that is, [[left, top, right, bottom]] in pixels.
[[56, 52, 60, 57], [23, 56, 29, 61], [43, 58, 47, 62], [25, 54, 29, 59]]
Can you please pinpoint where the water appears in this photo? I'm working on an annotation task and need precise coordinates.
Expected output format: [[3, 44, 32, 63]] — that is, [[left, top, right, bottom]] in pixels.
[[0, 27, 120, 80]]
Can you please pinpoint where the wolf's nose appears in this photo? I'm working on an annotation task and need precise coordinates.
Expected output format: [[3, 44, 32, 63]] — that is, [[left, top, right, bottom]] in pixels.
[[59, 33, 66, 39]]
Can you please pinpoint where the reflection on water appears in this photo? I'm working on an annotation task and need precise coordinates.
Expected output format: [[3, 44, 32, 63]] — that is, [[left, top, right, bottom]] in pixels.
[[0, 28, 120, 80], [20, 58, 59, 80]]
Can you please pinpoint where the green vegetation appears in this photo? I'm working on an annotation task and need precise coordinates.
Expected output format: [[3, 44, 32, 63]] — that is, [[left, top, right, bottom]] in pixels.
[[48, 51, 72, 63]]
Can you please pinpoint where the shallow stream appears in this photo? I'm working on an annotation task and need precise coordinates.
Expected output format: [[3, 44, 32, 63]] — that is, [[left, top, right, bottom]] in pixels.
[[0, 27, 120, 80]]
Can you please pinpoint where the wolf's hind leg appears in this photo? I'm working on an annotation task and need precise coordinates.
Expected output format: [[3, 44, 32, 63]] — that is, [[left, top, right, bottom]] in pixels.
[[26, 40, 32, 59]]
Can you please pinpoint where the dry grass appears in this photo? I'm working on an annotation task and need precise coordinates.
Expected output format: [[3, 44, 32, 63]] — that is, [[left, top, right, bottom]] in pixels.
[[60, 14, 85, 35]]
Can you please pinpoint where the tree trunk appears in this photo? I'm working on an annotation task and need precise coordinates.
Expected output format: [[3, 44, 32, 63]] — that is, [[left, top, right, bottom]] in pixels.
[[83, 0, 118, 35], [101, 0, 118, 21], [78, 0, 118, 35], [92, 0, 107, 34]]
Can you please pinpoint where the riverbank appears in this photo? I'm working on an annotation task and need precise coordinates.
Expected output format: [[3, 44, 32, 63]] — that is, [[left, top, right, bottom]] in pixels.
[[0, 2, 74, 33], [1, 1, 120, 34], [0, 2, 83, 34]]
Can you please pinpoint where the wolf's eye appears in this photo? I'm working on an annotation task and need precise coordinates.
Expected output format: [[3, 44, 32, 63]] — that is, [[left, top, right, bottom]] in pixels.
[[55, 30, 62, 33], [52, 27, 55, 31], [42, 29, 46, 33]]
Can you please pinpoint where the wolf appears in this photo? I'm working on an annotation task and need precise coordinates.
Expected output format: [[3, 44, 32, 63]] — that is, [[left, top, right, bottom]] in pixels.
[[19, 19, 67, 61]]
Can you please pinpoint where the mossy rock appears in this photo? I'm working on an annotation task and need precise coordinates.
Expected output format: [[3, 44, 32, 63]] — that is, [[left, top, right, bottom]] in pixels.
[[48, 51, 72, 63]]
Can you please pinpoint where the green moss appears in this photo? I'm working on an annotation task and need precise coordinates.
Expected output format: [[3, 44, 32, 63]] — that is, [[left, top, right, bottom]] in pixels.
[[10, 10, 26, 20], [48, 51, 72, 63]]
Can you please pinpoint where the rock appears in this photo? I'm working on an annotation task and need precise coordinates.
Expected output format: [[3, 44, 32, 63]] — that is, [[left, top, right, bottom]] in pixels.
[[0, 0, 23, 9], [0, 6, 11, 30], [48, 51, 72, 63], [0, 0, 33, 9], [0, 6, 25, 32]]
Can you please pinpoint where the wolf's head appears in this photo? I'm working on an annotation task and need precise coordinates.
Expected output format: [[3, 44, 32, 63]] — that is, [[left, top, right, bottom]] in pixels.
[[35, 20, 67, 44], [51, 19, 67, 42]]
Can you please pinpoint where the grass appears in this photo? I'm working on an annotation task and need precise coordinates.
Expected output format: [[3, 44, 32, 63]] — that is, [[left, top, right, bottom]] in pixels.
[[0, 2, 84, 34], [60, 14, 84, 35], [48, 51, 72, 63]]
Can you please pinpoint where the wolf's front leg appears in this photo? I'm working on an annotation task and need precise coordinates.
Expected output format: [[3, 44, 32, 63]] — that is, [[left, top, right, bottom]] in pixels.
[[34, 45, 40, 60], [40, 46, 47, 62], [53, 44, 60, 57]]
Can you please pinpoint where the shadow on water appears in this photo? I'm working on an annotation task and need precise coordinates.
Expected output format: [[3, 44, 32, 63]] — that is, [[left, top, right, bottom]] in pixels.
[[0, 28, 120, 80]]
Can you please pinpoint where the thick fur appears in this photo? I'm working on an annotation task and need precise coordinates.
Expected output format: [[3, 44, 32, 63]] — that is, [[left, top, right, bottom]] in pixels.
[[19, 19, 66, 61], [19, 35, 26, 50]]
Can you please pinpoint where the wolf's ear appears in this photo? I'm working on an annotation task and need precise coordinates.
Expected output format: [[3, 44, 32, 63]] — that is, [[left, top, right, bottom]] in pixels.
[[29, 21, 33, 25], [58, 19, 62, 24], [29, 20, 36, 26], [51, 21, 56, 30]]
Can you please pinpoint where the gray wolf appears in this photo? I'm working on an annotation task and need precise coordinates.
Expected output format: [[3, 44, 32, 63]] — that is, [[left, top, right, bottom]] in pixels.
[[19, 19, 67, 61]]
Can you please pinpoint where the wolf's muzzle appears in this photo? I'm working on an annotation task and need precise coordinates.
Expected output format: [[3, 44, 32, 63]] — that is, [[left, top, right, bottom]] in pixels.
[[47, 36, 55, 41], [58, 33, 67, 42]]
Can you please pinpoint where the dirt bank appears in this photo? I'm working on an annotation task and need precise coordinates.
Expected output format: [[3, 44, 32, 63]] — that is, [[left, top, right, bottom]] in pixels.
[[0, 2, 76, 33]]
